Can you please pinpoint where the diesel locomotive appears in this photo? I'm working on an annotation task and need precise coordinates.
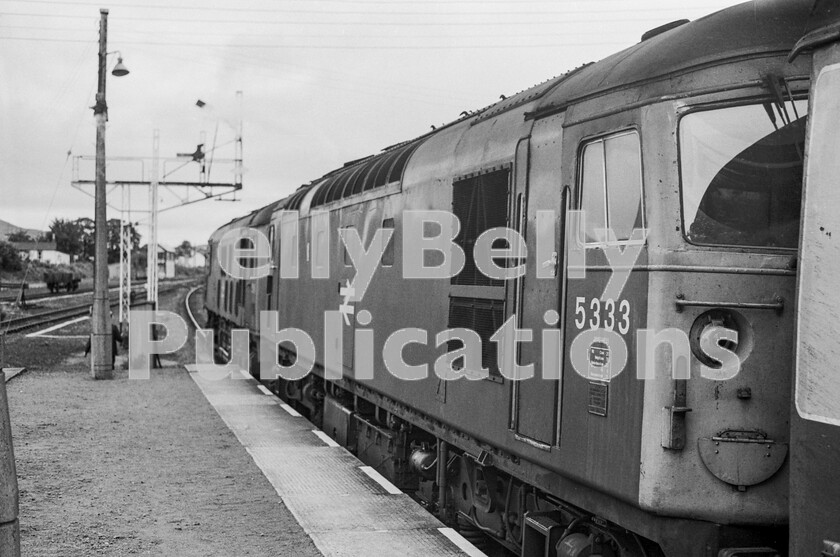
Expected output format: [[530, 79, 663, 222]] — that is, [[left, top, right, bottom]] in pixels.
[[203, 2, 840, 555]]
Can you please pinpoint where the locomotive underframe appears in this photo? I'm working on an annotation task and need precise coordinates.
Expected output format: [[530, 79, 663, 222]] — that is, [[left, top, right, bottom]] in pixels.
[[206, 309, 785, 556]]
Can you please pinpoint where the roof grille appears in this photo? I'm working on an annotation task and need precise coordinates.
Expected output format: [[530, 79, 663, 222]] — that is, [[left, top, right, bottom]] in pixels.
[[310, 139, 424, 208]]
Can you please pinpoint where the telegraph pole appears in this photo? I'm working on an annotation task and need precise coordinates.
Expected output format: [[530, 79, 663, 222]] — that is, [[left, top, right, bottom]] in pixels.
[[91, 8, 113, 379]]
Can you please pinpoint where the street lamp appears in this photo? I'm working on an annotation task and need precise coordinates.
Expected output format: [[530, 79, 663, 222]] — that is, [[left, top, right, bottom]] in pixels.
[[111, 54, 129, 77], [91, 8, 129, 379]]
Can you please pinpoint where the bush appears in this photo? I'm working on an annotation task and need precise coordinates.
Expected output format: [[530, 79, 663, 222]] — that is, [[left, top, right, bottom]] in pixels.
[[174, 264, 205, 278], [0, 242, 22, 272]]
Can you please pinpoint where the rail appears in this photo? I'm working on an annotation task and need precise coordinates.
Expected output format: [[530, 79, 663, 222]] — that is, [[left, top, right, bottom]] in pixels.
[[0, 277, 198, 303], [0, 279, 200, 335], [0, 280, 143, 304], [1, 300, 122, 335], [0, 282, 27, 290]]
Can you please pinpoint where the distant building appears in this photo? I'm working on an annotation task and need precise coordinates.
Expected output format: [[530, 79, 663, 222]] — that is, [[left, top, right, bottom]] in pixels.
[[157, 244, 176, 279], [135, 244, 180, 279], [175, 248, 206, 269], [107, 261, 141, 281], [11, 241, 70, 265]]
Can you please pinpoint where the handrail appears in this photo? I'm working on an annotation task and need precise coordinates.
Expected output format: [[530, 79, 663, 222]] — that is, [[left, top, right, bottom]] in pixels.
[[674, 295, 784, 314]]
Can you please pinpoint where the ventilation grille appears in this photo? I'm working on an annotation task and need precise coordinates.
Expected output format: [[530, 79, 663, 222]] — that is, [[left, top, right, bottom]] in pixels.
[[447, 297, 504, 377], [309, 140, 423, 208], [286, 185, 313, 211]]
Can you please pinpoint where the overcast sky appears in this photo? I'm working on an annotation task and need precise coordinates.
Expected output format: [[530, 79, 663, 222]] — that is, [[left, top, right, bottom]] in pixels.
[[1, 0, 744, 248]]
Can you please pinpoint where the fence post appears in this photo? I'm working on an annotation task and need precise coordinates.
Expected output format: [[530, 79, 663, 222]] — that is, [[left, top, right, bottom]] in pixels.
[[0, 377, 20, 556]]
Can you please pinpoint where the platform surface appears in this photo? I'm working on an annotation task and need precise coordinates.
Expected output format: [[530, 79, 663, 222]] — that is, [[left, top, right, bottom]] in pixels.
[[2, 368, 25, 382], [9, 364, 321, 556], [187, 365, 485, 557]]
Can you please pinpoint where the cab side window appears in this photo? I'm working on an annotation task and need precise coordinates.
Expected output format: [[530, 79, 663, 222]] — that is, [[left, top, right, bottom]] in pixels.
[[579, 131, 644, 245]]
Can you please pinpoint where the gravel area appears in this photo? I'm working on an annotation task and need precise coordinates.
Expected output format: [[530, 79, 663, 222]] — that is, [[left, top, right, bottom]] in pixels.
[[5, 285, 321, 556]]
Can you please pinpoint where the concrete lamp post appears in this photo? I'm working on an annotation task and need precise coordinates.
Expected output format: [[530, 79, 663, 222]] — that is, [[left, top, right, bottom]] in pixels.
[[91, 8, 129, 380]]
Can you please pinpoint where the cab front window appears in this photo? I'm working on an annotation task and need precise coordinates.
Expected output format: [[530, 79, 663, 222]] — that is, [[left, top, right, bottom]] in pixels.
[[679, 100, 807, 249]]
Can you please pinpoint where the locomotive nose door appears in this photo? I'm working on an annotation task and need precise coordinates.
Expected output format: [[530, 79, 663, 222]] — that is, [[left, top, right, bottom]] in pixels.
[[790, 16, 840, 556], [509, 118, 566, 448]]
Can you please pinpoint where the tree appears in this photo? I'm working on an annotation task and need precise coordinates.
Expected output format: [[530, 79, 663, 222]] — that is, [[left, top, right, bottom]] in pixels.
[[106, 219, 141, 264], [49, 218, 84, 257], [0, 242, 22, 271], [76, 217, 95, 260], [175, 240, 193, 259], [7, 231, 33, 243]]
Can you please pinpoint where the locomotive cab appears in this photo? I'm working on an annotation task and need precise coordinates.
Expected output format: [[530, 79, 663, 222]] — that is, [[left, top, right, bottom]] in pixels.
[[790, 9, 840, 555]]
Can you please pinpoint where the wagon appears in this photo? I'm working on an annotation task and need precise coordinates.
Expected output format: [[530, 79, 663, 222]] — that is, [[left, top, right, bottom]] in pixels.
[[43, 270, 81, 293]]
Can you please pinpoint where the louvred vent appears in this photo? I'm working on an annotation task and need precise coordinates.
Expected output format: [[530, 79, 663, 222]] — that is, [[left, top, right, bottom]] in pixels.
[[310, 139, 423, 208], [447, 297, 504, 377]]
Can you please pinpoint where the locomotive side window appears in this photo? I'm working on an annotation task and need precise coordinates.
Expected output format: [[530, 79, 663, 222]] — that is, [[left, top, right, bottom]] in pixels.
[[268, 224, 276, 272], [381, 218, 395, 267], [237, 238, 251, 269], [223, 281, 227, 313], [448, 168, 511, 379], [341, 226, 354, 266], [579, 131, 644, 245], [451, 169, 510, 286], [314, 229, 328, 270], [679, 101, 807, 249], [267, 224, 276, 300], [580, 142, 606, 243]]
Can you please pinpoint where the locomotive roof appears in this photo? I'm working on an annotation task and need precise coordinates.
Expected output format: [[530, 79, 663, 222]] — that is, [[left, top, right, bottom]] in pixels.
[[212, 0, 830, 237], [249, 199, 284, 227], [290, 1, 818, 202], [207, 203, 269, 242], [415, 0, 821, 132], [531, 0, 819, 116]]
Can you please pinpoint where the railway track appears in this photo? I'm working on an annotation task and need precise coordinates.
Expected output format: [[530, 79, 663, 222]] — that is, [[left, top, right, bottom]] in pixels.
[[0, 280, 147, 304], [0, 302, 110, 335], [0, 279, 201, 335]]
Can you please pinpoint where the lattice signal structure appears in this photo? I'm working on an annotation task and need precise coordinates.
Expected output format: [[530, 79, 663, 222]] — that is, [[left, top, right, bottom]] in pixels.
[[71, 93, 243, 327]]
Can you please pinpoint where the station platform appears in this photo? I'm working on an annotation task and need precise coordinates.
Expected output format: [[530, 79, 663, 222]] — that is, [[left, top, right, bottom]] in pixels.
[[9, 363, 322, 556], [186, 364, 485, 557], [5, 356, 485, 555]]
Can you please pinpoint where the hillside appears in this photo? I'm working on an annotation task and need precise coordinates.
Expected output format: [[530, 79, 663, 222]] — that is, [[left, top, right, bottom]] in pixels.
[[0, 219, 47, 241]]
